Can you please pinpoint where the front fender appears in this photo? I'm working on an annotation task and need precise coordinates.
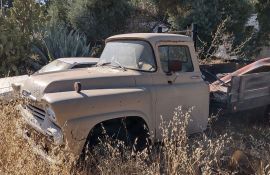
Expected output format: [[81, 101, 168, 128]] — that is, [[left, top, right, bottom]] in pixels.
[[64, 110, 150, 154], [42, 88, 154, 154]]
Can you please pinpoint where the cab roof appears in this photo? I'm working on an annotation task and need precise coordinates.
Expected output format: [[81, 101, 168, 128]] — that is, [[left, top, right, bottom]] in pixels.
[[106, 33, 193, 45]]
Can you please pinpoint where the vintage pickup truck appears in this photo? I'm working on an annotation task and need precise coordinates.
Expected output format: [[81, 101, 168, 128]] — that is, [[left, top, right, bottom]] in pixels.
[[14, 33, 270, 161]]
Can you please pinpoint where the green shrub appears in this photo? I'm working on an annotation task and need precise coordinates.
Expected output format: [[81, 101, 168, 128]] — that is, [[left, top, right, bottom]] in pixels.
[[32, 25, 92, 63], [68, 0, 132, 41], [0, 0, 48, 77], [46, 0, 70, 26]]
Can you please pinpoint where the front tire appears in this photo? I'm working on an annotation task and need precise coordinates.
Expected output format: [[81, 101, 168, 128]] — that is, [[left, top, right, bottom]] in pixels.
[[82, 117, 150, 155]]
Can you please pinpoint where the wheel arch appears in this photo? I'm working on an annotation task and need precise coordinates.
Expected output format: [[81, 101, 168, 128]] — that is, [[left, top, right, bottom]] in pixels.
[[63, 110, 152, 155]]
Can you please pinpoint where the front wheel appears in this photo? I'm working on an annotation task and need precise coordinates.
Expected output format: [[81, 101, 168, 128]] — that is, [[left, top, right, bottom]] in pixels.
[[82, 117, 150, 156]]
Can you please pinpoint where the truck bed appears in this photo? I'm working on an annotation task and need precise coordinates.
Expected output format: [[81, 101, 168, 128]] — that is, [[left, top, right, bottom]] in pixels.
[[210, 72, 270, 112]]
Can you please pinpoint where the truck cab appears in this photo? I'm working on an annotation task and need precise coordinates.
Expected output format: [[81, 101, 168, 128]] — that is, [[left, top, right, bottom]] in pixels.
[[17, 33, 209, 156]]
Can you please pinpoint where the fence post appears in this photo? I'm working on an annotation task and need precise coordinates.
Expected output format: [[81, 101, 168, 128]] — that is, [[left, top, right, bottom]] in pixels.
[[157, 27, 163, 33], [192, 23, 198, 51]]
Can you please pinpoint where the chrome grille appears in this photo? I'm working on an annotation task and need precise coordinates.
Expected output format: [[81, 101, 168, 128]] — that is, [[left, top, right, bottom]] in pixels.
[[26, 104, 46, 120]]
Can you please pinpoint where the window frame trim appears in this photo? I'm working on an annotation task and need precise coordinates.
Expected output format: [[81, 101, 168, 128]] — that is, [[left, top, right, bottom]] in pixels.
[[157, 44, 195, 73], [101, 39, 158, 73]]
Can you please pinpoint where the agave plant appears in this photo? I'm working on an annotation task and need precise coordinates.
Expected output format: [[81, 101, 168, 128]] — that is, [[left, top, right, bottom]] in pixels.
[[32, 25, 92, 63]]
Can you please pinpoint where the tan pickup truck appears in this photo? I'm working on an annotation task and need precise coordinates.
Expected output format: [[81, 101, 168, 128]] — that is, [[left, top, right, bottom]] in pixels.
[[16, 33, 213, 158]]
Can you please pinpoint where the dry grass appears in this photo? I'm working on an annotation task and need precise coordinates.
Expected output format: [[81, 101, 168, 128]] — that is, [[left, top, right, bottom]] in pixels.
[[0, 99, 76, 175], [0, 99, 270, 175]]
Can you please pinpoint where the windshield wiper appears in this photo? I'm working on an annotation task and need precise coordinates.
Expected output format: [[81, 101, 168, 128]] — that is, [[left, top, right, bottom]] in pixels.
[[111, 60, 127, 71], [98, 62, 111, 66], [98, 61, 127, 71]]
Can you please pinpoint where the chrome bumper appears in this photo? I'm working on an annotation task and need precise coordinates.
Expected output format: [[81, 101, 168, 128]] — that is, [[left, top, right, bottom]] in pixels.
[[16, 124, 60, 164], [17, 104, 65, 164], [17, 104, 64, 145]]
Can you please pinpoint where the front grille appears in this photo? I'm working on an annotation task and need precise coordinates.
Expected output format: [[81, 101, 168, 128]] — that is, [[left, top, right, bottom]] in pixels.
[[26, 104, 46, 120]]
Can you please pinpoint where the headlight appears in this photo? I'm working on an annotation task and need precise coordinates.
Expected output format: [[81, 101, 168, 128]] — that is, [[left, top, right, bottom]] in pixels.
[[45, 105, 56, 122], [11, 83, 21, 93]]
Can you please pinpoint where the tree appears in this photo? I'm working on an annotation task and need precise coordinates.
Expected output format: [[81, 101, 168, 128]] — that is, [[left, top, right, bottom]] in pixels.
[[47, 0, 69, 26], [256, 0, 270, 46], [125, 0, 161, 33], [163, 0, 253, 59], [0, 0, 49, 76], [178, 1, 251, 42], [240, 0, 270, 58], [1, 0, 12, 7], [68, 0, 132, 42], [152, 0, 190, 16]]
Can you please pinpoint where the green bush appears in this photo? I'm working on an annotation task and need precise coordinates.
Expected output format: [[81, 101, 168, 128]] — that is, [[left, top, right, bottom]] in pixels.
[[32, 25, 92, 63], [68, 0, 132, 41], [252, 0, 270, 51], [47, 0, 70, 26], [0, 0, 48, 76]]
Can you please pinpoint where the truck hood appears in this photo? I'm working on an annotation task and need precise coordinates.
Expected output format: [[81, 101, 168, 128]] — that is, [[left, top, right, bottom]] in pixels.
[[21, 67, 139, 101]]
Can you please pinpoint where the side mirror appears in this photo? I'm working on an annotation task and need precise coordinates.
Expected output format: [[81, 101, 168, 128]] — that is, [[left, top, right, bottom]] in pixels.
[[168, 60, 182, 73]]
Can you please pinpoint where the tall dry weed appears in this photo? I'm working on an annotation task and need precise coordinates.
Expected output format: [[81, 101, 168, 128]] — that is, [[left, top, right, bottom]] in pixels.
[[0, 99, 76, 175], [0, 99, 270, 175]]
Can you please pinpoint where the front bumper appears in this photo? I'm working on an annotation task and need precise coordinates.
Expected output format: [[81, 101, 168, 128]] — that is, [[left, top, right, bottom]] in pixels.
[[17, 104, 65, 164], [18, 104, 64, 146], [16, 124, 61, 164]]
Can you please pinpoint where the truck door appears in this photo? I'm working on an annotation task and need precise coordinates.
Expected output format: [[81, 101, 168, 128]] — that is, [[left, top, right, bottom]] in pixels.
[[152, 42, 209, 140]]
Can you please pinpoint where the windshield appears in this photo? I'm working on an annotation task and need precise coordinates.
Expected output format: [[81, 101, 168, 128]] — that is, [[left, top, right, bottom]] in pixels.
[[99, 40, 156, 72], [37, 60, 71, 73]]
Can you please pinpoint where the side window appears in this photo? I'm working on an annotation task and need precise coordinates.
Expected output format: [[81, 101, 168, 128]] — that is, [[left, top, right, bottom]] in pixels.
[[71, 64, 95, 69], [158, 45, 194, 73]]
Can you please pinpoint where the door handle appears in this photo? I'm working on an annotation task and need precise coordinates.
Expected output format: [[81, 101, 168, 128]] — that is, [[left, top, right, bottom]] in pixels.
[[190, 75, 201, 79]]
